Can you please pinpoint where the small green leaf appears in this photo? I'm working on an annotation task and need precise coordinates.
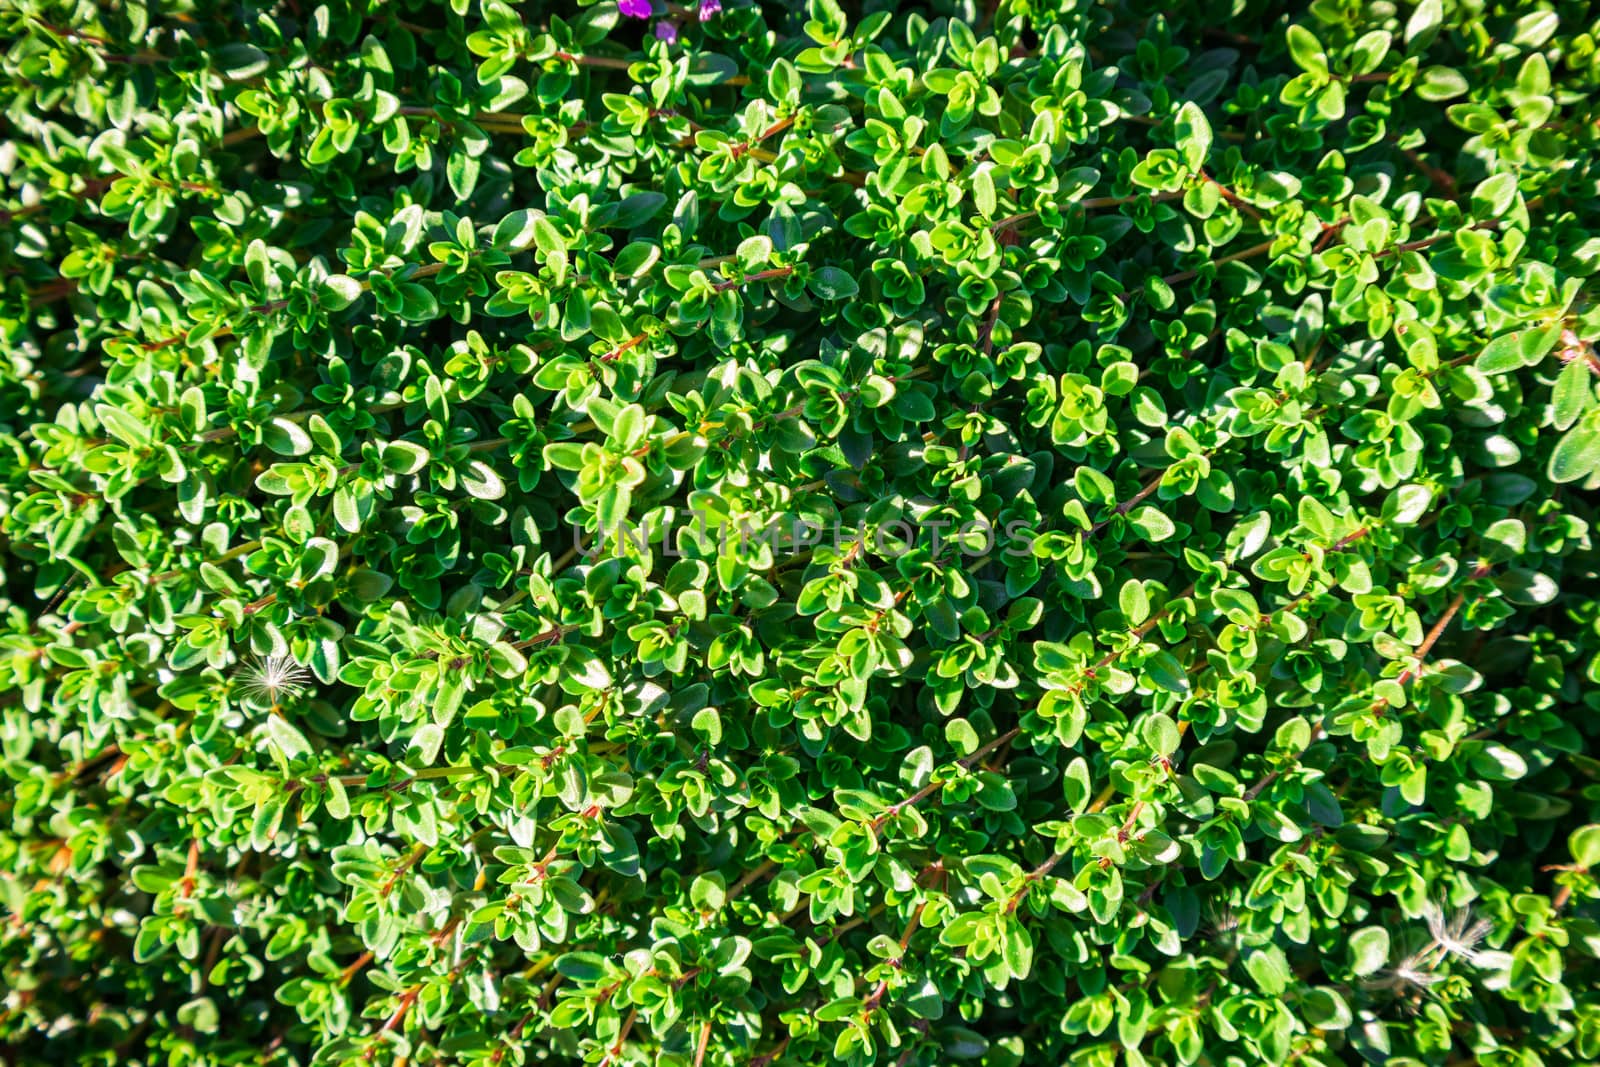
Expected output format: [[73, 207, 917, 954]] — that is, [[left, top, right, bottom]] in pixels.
[[1286, 25, 1328, 77], [808, 266, 859, 299], [1349, 927, 1389, 975], [1549, 416, 1600, 484]]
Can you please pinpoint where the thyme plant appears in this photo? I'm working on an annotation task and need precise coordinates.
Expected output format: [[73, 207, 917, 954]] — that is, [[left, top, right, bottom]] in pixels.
[[3, 1, 1600, 1065]]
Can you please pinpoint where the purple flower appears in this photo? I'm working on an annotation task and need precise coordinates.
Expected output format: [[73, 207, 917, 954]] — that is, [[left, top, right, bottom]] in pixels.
[[699, 0, 722, 20], [654, 19, 678, 42], [618, 0, 651, 18]]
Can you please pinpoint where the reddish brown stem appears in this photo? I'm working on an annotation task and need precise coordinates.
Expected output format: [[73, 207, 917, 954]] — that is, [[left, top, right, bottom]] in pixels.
[[728, 858, 778, 900], [977, 293, 1004, 357], [379, 843, 428, 899], [712, 266, 795, 293], [861, 904, 925, 1018], [870, 727, 1021, 833], [599, 332, 647, 362], [1243, 558, 1490, 800], [692, 1019, 713, 1067], [1164, 239, 1276, 285], [1090, 471, 1165, 534], [598, 1008, 639, 1067], [510, 624, 576, 651], [1202, 172, 1263, 220], [553, 51, 634, 70], [340, 951, 374, 986], [751, 1035, 791, 1067], [178, 837, 201, 903]]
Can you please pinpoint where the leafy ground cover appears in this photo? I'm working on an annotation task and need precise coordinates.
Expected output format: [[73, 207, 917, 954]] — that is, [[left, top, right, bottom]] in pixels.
[[3, 1, 1600, 1065]]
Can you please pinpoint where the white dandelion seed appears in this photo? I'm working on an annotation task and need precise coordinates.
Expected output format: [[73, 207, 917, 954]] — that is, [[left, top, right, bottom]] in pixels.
[[235, 653, 310, 704], [1364, 949, 1444, 996], [1203, 901, 1241, 941], [1424, 902, 1492, 964]]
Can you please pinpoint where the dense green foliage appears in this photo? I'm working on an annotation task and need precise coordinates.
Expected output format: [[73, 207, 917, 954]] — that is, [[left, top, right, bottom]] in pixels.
[[4, 0, 1600, 1064]]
